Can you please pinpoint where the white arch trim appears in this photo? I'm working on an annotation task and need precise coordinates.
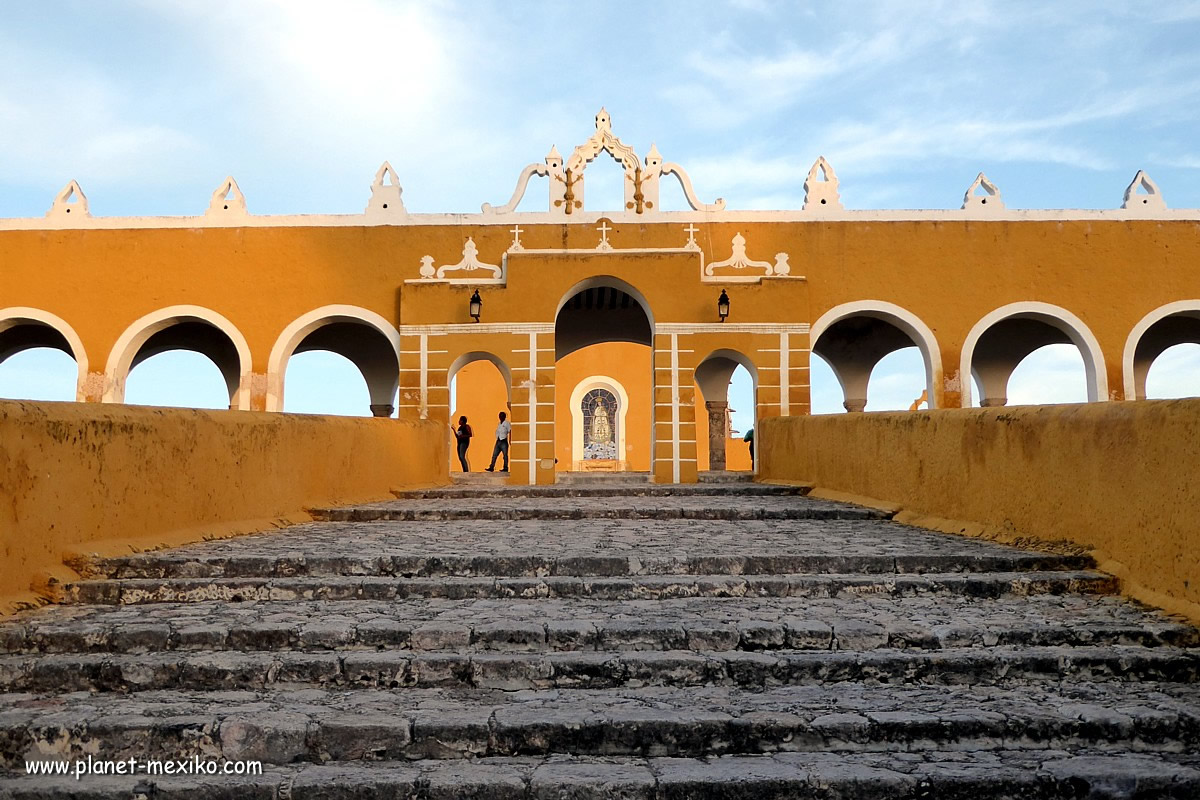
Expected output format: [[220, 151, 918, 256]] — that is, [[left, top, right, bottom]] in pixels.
[[570, 375, 630, 466], [554, 275, 656, 329], [266, 304, 402, 412], [960, 301, 1108, 407], [809, 300, 943, 409], [448, 351, 514, 397], [1122, 300, 1200, 400], [103, 305, 253, 408], [0, 307, 90, 401]]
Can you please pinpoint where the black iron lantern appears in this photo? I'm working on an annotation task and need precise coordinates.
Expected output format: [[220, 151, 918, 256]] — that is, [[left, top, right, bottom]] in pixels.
[[469, 289, 482, 322], [717, 289, 730, 322]]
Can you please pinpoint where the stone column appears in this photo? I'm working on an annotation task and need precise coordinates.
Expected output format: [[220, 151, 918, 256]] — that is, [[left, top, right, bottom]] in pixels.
[[706, 400, 728, 470], [843, 398, 867, 413], [370, 404, 395, 418]]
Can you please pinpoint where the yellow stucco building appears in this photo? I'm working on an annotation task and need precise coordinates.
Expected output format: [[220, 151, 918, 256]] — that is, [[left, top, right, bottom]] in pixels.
[[2, 111, 1199, 484]]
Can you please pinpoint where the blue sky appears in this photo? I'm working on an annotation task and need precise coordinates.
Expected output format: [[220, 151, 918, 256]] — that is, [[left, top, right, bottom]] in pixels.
[[2, 0, 1199, 426]]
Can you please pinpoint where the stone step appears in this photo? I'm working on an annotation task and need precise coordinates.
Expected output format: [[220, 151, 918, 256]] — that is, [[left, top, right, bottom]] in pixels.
[[5, 596, 1191, 655], [86, 550, 1096, 580], [698, 470, 757, 483], [391, 483, 803, 499], [6, 751, 1200, 799], [451, 472, 512, 486], [8, 753, 1200, 800], [3, 646, 1198, 693], [555, 471, 652, 485], [60, 570, 1119, 606], [4, 682, 1200, 768], [310, 498, 885, 522]]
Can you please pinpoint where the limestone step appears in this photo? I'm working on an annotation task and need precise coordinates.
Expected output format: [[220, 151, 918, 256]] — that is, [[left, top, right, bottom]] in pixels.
[[391, 483, 803, 499], [698, 470, 757, 483], [4, 682, 1200, 769], [310, 496, 884, 522], [5, 595, 1189, 655], [451, 472, 512, 486], [59, 570, 1119, 606], [6, 751, 1200, 799], [86, 549, 1095, 580], [555, 471, 652, 485], [3, 646, 1198, 694]]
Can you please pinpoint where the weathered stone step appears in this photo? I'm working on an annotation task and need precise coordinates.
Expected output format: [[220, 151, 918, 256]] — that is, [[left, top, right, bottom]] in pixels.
[[88, 549, 1095, 580], [60, 570, 1118, 605], [555, 471, 652, 485], [4, 682, 1199, 768], [393, 483, 802, 499], [310, 499, 886, 522], [6, 751, 1200, 799], [5, 596, 1191, 655], [3, 646, 1199, 693]]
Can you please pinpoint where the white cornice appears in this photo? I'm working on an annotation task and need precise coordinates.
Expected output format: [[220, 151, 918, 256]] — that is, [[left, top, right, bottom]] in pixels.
[[2, 207, 1199, 233]]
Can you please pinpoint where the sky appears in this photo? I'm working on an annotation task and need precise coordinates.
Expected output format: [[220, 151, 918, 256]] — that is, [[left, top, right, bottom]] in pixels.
[[2, 0, 1199, 429]]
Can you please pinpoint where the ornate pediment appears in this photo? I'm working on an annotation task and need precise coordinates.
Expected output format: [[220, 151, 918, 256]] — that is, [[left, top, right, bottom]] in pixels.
[[483, 109, 725, 216]]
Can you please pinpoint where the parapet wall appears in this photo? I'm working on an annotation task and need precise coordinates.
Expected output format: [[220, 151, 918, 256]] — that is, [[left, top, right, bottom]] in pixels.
[[759, 400, 1200, 622], [0, 401, 448, 612]]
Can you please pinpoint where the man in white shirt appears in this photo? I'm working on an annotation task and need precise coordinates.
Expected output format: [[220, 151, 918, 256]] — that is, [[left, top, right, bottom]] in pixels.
[[484, 411, 511, 473]]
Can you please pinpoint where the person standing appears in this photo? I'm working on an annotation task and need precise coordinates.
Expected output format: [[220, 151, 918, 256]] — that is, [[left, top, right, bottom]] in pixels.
[[454, 415, 473, 472], [484, 411, 511, 473]]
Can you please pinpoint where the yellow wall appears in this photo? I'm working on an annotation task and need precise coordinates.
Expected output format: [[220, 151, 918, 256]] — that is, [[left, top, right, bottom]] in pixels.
[[553, 342, 652, 471], [449, 360, 509, 472], [758, 400, 1200, 622], [0, 400, 447, 613]]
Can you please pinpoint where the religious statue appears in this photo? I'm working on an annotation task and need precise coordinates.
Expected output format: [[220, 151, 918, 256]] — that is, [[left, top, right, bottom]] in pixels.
[[590, 398, 612, 443]]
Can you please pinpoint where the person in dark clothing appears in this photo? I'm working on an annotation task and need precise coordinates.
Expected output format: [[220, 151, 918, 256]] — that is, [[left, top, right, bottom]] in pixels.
[[454, 415, 472, 472], [743, 427, 754, 465]]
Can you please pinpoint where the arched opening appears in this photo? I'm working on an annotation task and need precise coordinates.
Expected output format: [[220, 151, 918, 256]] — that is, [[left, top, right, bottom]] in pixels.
[[1146, 344, 1200, 398], [1124, 303, 1200, 400], [0, 309, 89, 402], [105, 307, 250, 409], [283, 351, 373, 416], [448, 352, 512, 473], [1005, 344, 1088, 405], [866, 347, 929, 411], [810, 302, 941, 413], [555, 277, 653, 473], [962, 303, 1106, 407], [695, 350, 758, 471], [269, 306, 401, 417]]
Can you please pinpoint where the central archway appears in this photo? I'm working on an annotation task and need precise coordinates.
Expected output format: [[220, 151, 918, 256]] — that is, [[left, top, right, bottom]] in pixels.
[[554, 277, 653, 473]]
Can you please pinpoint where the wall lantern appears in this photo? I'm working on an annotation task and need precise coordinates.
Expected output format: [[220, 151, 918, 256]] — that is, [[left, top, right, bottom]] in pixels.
[[469, 290, 483, 322], [717, 289, 730, 322]]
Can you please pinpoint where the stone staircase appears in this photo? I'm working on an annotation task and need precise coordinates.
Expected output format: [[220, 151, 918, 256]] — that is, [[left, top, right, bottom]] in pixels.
[[2, 483, 1200, 798]]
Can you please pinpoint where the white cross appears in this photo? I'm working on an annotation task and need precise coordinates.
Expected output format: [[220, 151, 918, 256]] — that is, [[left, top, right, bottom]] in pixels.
[[683, 223, 700, 250], [596, 219, 613, 250], [509, 224, 524, 252]]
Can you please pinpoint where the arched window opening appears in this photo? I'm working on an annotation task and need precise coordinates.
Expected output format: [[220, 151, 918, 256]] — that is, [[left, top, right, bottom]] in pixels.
[[0, 348, 77, 402], [1145, 343, 1200, 399], [809, 352, 843, 415], [1006, 344, 1088, 405], [865, 346, 927, 411], [283, 351, 373, 416], [125, 351, 231, 409]]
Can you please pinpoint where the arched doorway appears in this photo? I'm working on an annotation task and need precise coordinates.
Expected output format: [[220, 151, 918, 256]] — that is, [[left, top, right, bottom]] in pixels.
[[554, 277, 653, 473], [448, 352, 512, 472], [694, 349, 758, 471]]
